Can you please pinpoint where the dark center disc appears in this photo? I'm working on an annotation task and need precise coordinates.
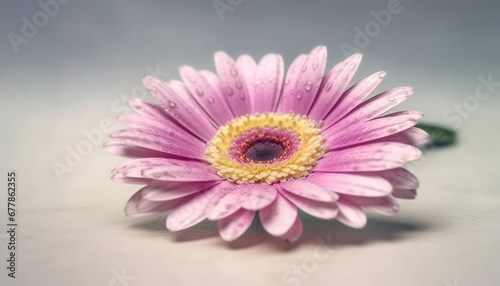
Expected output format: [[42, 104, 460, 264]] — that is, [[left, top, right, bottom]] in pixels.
[[245, 140, 285, 162]]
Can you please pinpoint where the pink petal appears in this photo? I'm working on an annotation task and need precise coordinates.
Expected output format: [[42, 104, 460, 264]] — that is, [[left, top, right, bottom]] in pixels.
[[308, 53, 363, 121], [168, 79, 195, 101], [128, 165, 219, 182], [281, 191, 339, 219], [166, 189, 216, 231], [347, 195, 400, 215], [331, 86, 414, 132], [121, 158, 221, 182], [214, 51, 251, 116], [179, 66, 234, 126], [281, 46, 327, 115], [280, 53, 307, 113], [143, 76, 218, 142], [109, 129, 205, 160], [198, 70, 223, 91], [119, 115, 205, 150], [306, 173, 392, 197], [239, 184, 277, 210], [140, 181, 220, 201], [119, 114, 204, 146], [127, 100, 200, 141], [280, 179, 337, 202], [111, 172, 151, 185], [392, 188, 417, 199], [104, 139, 172, 159], [323, 71, 386, 129], [259, 192, 298, 236], [314, 142, 422, 172], [206, 181, 242, 220], [125, 188, 185, 217], [111, 158, 182, 183], [325, 111, 423, 149], [128, 98, 173, 122], [111, 158, 156, 185], [250, 53, 285, 113], [336, 198, 367, 228], [371, 167, 419, 190], [112, 157, 179, 174], [236, 55, 257, 102], [218, 209, 255, 242], [280, 216, 303, 243], [372, 127, 430, 146]]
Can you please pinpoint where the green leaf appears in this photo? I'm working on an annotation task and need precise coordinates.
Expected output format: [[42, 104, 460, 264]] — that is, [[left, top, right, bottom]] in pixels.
[[415, 123, 457, 146]]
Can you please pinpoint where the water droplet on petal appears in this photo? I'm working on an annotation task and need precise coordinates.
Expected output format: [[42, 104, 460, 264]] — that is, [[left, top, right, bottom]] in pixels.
[[169, 101, 177, 108], [378, 71, 387, 78], [226, 87, 234, 96], [196, 89, 204, 96], [296, 90, 304, 99], [239, 93, 245, 100], [151, 86, 157, 92], [312, 61, 319, 70], [325, 82, 333, 92], [285, 78, 290, 85], [207, 97, 215, 104], [301, 64, 308, 72], [388, 96, 396, 101], [348, 63, 356, 70], [235, 82, 243, 89], [230, 68, 238, 76], [304, 80, 313, 91]]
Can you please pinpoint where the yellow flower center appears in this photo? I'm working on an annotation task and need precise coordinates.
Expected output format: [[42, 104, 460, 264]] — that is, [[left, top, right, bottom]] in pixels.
[[205, 112, 329, 184]]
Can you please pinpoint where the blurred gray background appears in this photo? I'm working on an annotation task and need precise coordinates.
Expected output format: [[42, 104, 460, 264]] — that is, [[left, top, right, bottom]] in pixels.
[[1, 1, 499, 286]]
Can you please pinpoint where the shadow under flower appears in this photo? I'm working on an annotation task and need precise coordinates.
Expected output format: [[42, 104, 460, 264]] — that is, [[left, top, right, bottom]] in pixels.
[[127, 210, 441, 251]]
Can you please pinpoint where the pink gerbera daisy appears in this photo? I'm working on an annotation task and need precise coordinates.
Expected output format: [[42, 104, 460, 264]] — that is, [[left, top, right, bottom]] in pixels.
[[105, 46, 429, 242]]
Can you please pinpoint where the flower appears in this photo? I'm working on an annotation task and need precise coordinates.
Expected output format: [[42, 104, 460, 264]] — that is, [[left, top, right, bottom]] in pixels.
[[105, 46, 429, 242]]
